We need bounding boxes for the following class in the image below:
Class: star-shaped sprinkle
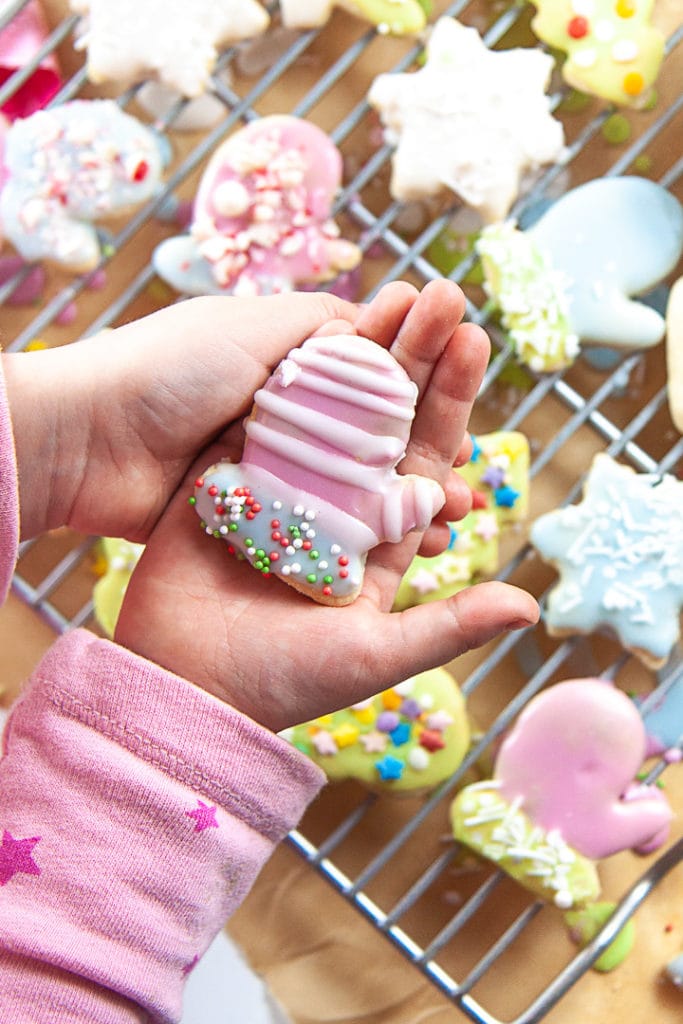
[0,830,41,885]
[311,730,339,756]
[474,512,499,542]
[375,755,405,781]
[494,485,520,509]
[481,465,507,490]
[368,17,564,222]
[406,567,440,594]
[390,722,412,746]
[186,800,219,833]
[426,710,455,733]
[360,730,389,754]
[531,453,683,667]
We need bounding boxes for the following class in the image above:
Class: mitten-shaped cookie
[451,679,672,909]
[153,115,361,297]
[0,99,165,271]
[192,332,445,605]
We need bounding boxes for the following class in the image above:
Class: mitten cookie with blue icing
[0,99,165,272]
[476,177,683,370]
[192,333,445,606]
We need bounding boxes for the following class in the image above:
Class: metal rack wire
[3,1,683,1021]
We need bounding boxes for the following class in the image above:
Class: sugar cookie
[666,277,683,432]
[478,177,683,363]
[367,17,565,223]
[530,453,683,669]
[92,537,144,639]
[394,431,529,610]
[280,0,427,35]
[282,668,469,795]
[153,115,361,298]
[451,679,672,909]
[530,0,665,109]
[0,99,165,272]
[70,0,269,98]
[192,333,445,606]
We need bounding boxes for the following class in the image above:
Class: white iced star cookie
[280,0,427,35]
[367,17,565,223]
[531,453,683,669]
[70,0,269,98]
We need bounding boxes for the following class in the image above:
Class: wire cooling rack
[4,1,683,1021]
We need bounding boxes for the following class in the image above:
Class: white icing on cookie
[192,333,445,605]
[666,277,683,433]
[70,0,269,98]
[0,99,165,271]
[280,0,426,35]
[367,17,565,223]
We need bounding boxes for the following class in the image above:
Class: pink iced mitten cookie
[451,679,672,909]
[153,115,361,297]
[70,0,269,98]
[530,0,665,109]
[280,0,427,35]
[192,333,445,606]
[367,17,565,223]
[531,453,683,669]
[0,99,165,272]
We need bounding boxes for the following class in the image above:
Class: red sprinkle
[322,585,333,596]
[339,569,349,579]
[208,485,218,497]
[338,555,349,566]
[419,730,446,752]
[195,478,204,489]
[471,489,488,510]
[302,540,312,550]
[567,15,589,37]
[271,519,281,528]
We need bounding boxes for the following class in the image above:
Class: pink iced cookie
[451,679,672,909]
[495,679,672,858]
[153,115,362,297]
[192,333,445,606]
[0,0,62,120]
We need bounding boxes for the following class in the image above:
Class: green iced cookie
[450,782,601,909]
[282,668,470,795]
[564,901,635,972]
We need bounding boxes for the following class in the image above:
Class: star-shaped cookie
[280,0,427,35]
[367,16,565,223]
[70,0,270,97]
[531,453,683,668]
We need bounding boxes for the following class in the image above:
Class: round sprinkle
[623,71,645,95]
[602,113,631,144]
[306,573,317,584]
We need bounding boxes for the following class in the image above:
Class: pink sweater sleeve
[0,358,325,1022]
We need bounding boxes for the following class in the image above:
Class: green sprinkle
[309,549,320,560]
[213,530,221,538]
[323,575,334,585]
[188,496,196,506]
[306,573,317,584]
[633,153,652,175]
[229,522,238,532]
[256,548,266,558]
[602,113,631,145]
[245,538,253,547]
[559,89,591,115]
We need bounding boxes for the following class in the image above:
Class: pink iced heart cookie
[451,679,672,909]
[153,115,362,297]
[192,333,445,606]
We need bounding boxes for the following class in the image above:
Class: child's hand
[115,280,539,731]
[3,290,361,541]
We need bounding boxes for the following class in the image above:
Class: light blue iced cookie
[527,177,683,350]
[530,452,683,669]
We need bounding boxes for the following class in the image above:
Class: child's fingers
[353,280,420,348]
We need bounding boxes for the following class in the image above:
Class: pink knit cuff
[0,355,19,604]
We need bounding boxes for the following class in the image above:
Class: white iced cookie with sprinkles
[283,668,470,795]
[192,332,445,606]
[0,99,165,272]
[70,0,269,98]
[367,17,565,223]
[530,452,683,669]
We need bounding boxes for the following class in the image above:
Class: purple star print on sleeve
[0,831,41,885]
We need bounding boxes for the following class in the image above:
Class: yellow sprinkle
[332,723,360,748]
[25,338,48,351]
[623,71,645,95]
[352,705,377,725]
[382,689,403,711]
[615,0,636,17]
[315,714,334,729]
